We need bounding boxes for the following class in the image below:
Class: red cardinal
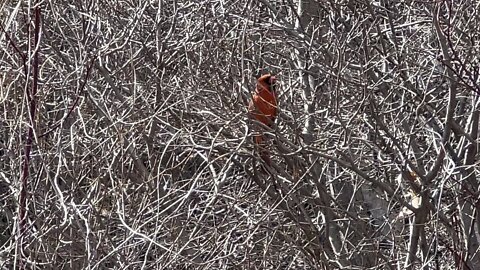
[248,73,277,164]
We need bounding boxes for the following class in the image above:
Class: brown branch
[18,3,41,269]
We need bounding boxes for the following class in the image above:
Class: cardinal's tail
[253,134,271,166]
[253,134,263,145]
[260,148,271,166]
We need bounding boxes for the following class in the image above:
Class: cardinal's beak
[270,76,277,93]
[270,76,277,85]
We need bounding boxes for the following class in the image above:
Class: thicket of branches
[1,0,480,269]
